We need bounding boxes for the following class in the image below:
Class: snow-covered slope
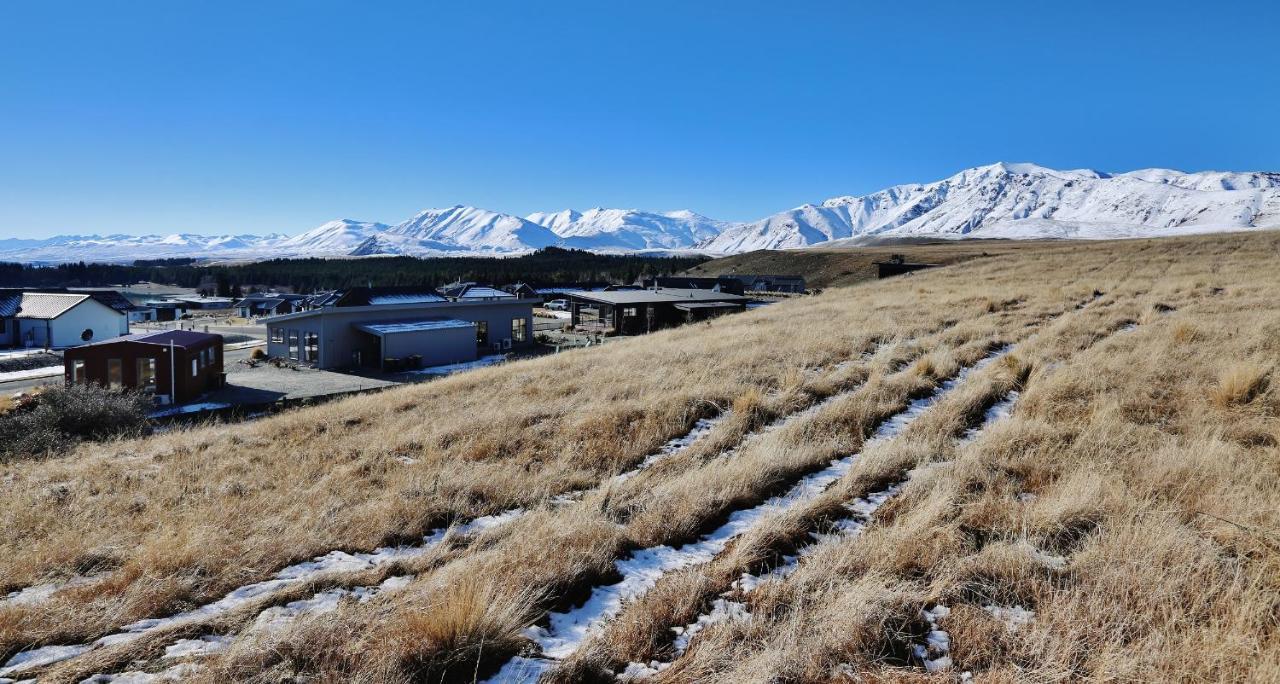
[700,162,1280,252]
[525,208,729,250]
[4,163,1277,263]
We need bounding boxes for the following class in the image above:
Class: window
[204,347,215,367]
[136,358,156,390]
[270,328,284,344]
[287,331,299,360]
[107,359,123,389]
[304,333,319,362]
[71,359,85,384]
[512,317,527,343]
[476,321,488,346]
[622,307,637,317]
[192,358,199,376]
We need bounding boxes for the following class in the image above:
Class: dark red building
[63,330,225,405]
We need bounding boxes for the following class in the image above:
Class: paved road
[0,345,262,397]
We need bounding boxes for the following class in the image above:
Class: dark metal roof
[333,286,448,307]
[0,290,20,318]
[79,329,222,350]
[567,288,750,306]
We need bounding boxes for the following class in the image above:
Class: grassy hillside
[683,240,1045,289]
[2,232,1278,682]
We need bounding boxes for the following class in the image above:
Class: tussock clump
[1210,362,1270,408]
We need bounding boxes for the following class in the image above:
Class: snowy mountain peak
[3,162,1277,263]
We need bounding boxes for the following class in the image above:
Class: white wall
[17,300,127,348]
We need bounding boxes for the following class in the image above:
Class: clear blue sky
[2,1,1277,238]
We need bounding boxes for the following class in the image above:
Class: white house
[14,293,128,349]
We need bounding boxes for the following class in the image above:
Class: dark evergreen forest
[0,248,709,295]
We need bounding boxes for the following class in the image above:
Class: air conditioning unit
[502,338,513,350]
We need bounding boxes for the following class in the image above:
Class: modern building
[234,293,309,319]
[262,286,537,371]
[564,287,750,336]
[64,330,224,404]
[718,274,807,294]
[10,292,128,348]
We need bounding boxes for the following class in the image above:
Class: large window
[270,328,284,344]
[287,331,299,360]
[512,317,527,343]
[136,358,156,391]
[192,358,199,376]
[71,359,85,384]
[304,333,319,362]
[107,359,123,389]
[476,320,488,346]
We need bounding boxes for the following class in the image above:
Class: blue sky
[2,1,1277,238]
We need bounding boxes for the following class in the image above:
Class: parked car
[545,299,569,311]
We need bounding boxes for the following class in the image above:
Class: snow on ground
[79,662,201,683]
[404,354,506,376]
[489,349,1013,681]
[913,604,954,673]
[0,365,62,383]
[161,635,232,660]
[983,604,1036,632]
[0,511,524,677]
[613,415,726,485]
[148,402,232,418]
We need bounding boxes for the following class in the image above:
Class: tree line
[0,247,710,294]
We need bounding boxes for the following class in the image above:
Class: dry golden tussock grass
[3,231,1280,682]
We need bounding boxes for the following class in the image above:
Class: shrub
[0,383,152,462]
[250,347,268,360]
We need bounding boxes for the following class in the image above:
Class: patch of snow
[0,645,91,677]
[983,604,1036,632]
[613,414,726,485]
[403,354,506,376]
[1,511,522,674]
[161,635,232,659]
[0,365,62,382]
[148,402,232,418]
[912,604,953,673]
[80,662,201,683]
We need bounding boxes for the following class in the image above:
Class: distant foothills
[2,162,1278,265]
[0,248,711,295]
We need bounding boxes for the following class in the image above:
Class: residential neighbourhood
[1,276,795,418]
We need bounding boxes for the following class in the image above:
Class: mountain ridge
[3,162,1277,263]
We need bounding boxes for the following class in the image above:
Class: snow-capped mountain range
[4,162,1277,263]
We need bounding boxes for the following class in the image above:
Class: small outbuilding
[63,330,225,404]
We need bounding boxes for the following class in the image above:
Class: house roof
[439,282,514,300]
[14,293,93,319]
[0,290,20,318]
[567,288,750,306]
[333,287,448,307]
[353,318,475,336]
[673,301,744,311]
[79,329,222,350]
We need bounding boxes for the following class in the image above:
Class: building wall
[63,337,223,403]
[0,316,14,347]
[265,300,534,370]
[17,300,127,349]
[378,325,478,367]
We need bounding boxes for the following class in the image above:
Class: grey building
[262,290,537,371]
